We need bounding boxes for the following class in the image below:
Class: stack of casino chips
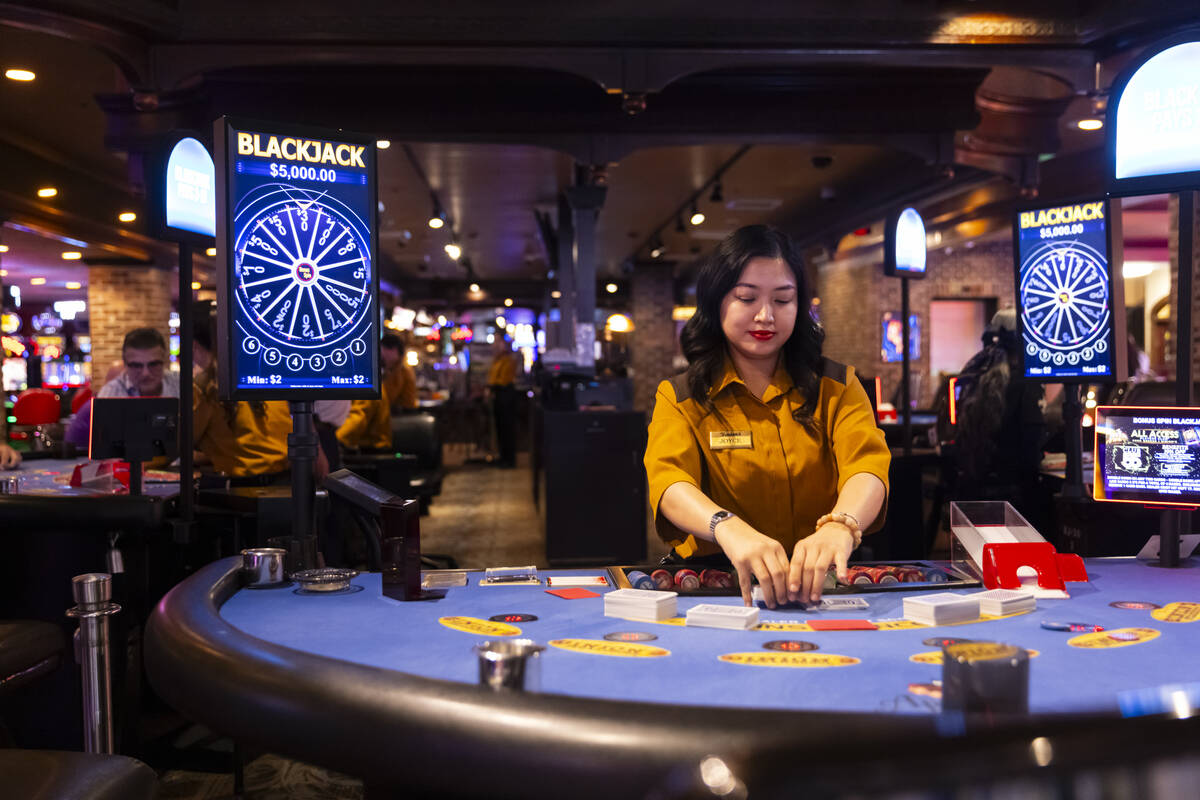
[845,565,947,585]
[604,588,678,621]
[640,568,735,592]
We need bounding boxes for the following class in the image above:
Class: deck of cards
[902,593,980,625]
[603,588,677,621]
[686,603,760,630]
[973,588,1036,616]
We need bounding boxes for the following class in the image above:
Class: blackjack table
[145,555,1200,798]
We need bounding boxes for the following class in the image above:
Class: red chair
[70,387,93,415]
[13,389,60,425]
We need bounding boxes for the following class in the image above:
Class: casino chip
[1107,631,1140,641]
[489,613,538,623]
[604,631,658,642]
[922,636,974,648]
[1110,601,1161,610]
[762,640,818,652]
[1041,621,1104,632]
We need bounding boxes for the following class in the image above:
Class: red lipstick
[749,330,776,341]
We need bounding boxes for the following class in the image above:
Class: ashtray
[291,568,357,593]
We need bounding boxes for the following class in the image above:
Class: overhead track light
[709,181,723,204]
[689,202,705,226]
[444,242,462,260]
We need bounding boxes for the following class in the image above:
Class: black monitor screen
[89,397,179,463]
[1094,405,1200,507]
[216,117,379,400]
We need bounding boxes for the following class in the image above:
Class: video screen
[1014,199,1117,381]
[1094,406,1200,506]
[880,312,920,363]
[218,118,378,399]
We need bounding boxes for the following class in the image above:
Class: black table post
[1177,191,1194,407]
[178,242,195,529]
[288,401,318,567]
[900,276,912,458]
[1060,385,1086,499]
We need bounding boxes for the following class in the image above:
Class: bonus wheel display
[1018,241,1110,369]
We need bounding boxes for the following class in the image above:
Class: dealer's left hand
[788,523,855,604]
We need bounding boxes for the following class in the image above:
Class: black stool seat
[0,750,157,800]
[0,621,65,698]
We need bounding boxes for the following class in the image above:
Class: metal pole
[900,277,912,457]
[288,400,318,567]
[178,242,195,523]
[66,573,120,754]
[1178,191,1194,407]
[1060,384,1086,499]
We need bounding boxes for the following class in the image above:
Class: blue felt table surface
[220,558,1200,715]
[0,458,178,497]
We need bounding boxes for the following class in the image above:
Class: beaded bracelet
[816,511,863,549]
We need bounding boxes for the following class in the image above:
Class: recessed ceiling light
[206,247,217,257]
[5,68,35,82]
[65,281,82,289]
[606,283,618,293]
[551,290,562,299]
[118,211,137,223]
[469,283,481,293]
[30,277,46,285]
[428,215,444,229]
[1077,118,1103,131]
[504,298,513,307]
[37,187,58,198]
[61,251,82,260]
[376,140,391,149]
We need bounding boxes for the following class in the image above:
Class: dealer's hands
[0,443,21,469]
[789,523,855,604]
[714,520,790,609]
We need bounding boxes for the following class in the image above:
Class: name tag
[709,430,752,450]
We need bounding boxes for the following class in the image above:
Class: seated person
[66,327,179,449]
[336,380,395,453]
[381,334,418,412]
[193,363,293,483]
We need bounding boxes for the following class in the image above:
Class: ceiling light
[5,68,35,82]
[61,251,82,260]
[1077,118,1104,131]
[206,247,217,257]
[606,283,618,293]
[191,281,201,290]
[689,203,705,226]
[504,298,513,307]
[376,140,391,149]
[551,290,562,299]
[118,211,137,223]
[649,238,666,259]
[65,281,82,290]
[1123,261,1161,278]
[710,181,723,204]
[496,315,506,327]
[606,313,634,333]
[429,201,446,229]
[0,269,6,277]
[437,315,447,326]
[0,245,8,252]
[444,242,461,260]
[30,277,46,285]
[37,187,58,198]
[469,282,481,293]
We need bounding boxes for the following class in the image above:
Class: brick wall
[1167,191,1200,377]
[87,266,174,381]
[818,239,1016,407]
[631,262,677,413]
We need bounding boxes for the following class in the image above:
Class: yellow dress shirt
[193,373,292,477]
[645,356,891,558]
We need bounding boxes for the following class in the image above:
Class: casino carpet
[158,753,361,799]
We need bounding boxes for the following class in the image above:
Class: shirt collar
[709,353,796,404]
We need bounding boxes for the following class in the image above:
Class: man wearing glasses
[65,328,179,448]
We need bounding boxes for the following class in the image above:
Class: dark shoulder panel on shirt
[819,357,848,386]
[668,373,691,403]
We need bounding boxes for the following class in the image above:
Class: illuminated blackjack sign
[215,118,379,399]
[1012,199,1125,383]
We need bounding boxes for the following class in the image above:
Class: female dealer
[645,225,890,608]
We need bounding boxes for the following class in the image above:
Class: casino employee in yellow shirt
[645,225,890,609]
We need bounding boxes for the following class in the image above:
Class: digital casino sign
[1013,200,1118,382]
[215,118,378,399]
[1094,406,1200,507]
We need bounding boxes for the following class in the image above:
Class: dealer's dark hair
[680,225,824,427]
[121,327,167,356]
[380,333,402,352]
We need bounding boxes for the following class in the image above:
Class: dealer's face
[719,256,798,365]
